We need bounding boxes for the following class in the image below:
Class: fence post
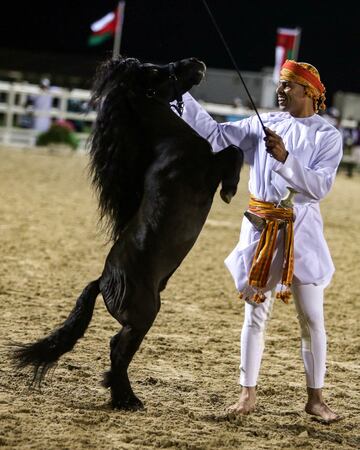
[4,83,15,145]
[59,90,68,120]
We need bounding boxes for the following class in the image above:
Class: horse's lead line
[200,0,267,135]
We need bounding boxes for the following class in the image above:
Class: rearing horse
[13,56,244,410]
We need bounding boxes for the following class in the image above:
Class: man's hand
[263,127,288,163]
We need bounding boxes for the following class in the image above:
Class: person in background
[180,60,342,422]
[32,77,53,133]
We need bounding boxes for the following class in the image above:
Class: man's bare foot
[305,387,341,423]
[305,402,341,423]
[226,386,256,415]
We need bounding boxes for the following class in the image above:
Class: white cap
[40,78,50,87]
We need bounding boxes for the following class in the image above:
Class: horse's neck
[129,96,189,139]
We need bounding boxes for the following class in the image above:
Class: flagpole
[113,1,126,59]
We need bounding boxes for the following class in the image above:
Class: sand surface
[0,147,359,449]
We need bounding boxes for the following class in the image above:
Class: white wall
[334,92,360,121]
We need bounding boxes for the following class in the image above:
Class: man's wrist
[282,151,289,163]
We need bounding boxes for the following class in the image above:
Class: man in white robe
[181,60,342,422]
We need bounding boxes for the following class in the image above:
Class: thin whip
[200,0,267,134]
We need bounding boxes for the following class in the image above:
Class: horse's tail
[12,279,100,385]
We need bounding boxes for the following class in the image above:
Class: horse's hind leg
[104,325,145,410]
[103,291,159,410]
[215,145,244,203]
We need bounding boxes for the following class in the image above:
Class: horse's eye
[142,64,160,77]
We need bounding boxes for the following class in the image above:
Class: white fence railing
[0,81,266,150]
[0,81,96,149]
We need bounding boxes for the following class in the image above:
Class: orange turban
[280,60,326,113]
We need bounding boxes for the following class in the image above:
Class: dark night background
[0,0,358,105]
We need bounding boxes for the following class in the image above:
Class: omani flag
[273,27,301,82]
[88,7,121,46]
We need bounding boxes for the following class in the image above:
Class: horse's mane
[88,56,153,242]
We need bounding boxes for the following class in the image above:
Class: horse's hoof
[111,394,144,411]
[220,190,233,204]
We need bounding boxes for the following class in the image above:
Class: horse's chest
[149,155,206,184]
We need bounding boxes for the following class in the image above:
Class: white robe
[33,91,53,132]
[181,93,343,291]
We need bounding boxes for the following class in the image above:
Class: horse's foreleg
[103,292,160,410]
[215,145,244,203]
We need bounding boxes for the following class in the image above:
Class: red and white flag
[88,2,126,49]
[89,12,117,46]
[273,27,301,82]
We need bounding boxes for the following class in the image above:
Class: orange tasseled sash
[240,196,295,304]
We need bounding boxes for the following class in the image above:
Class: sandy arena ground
[0,146,359,450]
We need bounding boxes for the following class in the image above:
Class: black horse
[13,56,243,410]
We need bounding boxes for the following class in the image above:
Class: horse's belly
[123,202,209,271]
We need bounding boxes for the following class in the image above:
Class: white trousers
[240,283,327,389]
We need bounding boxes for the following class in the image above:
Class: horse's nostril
[197,61,206,73]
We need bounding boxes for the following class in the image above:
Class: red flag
[273,28,301,82]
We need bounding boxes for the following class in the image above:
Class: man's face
[276,80,308,113]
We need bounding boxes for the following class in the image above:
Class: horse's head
[134,58,206,115]
[91,56,205,116]
[137,58,205,98]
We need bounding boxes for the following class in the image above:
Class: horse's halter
[145,62,184,117]
[168,62,184,117]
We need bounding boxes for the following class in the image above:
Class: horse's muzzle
[189,59,206,85]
